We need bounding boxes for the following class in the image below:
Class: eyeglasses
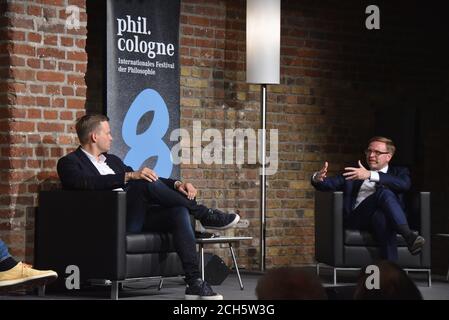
[364,149,390,157]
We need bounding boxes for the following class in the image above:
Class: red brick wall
[0,0,87,261]
[179,0,260,268]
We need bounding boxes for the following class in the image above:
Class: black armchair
[314,191,431,286]
[34,190,184,299]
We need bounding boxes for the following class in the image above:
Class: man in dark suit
[57,114,240,300]
[311,136,425,261]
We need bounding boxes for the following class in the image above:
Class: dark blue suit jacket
[57,146,177,190]
[311,166,411,219]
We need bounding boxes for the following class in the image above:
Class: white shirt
[353,165,388,208]
[80,148,123,191]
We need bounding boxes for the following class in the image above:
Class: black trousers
[124,179,211,284]
[345,188,409,261]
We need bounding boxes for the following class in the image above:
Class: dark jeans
[125,179,211,232]
[125,179,209,284]
[144,206,200,284]
[0,239,11,263]
[345,188,409,261]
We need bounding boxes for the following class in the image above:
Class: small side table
[196,236,252,290]
[435,233,449,281]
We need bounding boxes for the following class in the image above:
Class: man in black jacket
[57,114,240,300]
[311,136,425,261]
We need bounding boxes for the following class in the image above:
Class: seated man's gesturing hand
[343,160,370,181]
[314,161,328,182]
[176,182,197,200]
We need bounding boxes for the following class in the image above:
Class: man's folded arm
[57,157,126,190]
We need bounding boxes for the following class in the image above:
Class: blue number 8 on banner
[122,89,173,177]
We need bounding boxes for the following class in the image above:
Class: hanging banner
[106,0,180,179]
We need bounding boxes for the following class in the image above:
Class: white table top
[435,233,449,238]
[195,236,253,243]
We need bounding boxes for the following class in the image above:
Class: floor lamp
[246,0,280,272]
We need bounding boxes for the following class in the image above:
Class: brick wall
[1,0,448,273]
[0,0,87,261]
[179,1,259,268]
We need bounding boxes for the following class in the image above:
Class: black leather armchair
[314,191,431,286]
[34,190,184,299]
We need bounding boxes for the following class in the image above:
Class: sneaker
[200,209,240,230]
[185,279,223,300]
[407,234,425,255]
[0,262,58,290]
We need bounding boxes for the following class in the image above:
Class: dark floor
[1,266,448,300]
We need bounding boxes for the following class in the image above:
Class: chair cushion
[344,229,413,246]
[126,232,177,253]
[126,252,184,278]
[344,246,423,267]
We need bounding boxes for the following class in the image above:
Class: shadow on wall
[9,141,63,263]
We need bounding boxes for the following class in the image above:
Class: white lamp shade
[246,0,280,84]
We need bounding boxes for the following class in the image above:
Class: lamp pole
[246,0,280,272]
[260,84,267,272]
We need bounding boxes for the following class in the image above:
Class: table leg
[229,243,244,290]
[158,278,163,290]
[200,244,205,281]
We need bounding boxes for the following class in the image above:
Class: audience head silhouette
[353,260,422,300]
[256,267,327,300]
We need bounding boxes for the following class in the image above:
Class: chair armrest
[315,191,344,266]
[35,190,127,283]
